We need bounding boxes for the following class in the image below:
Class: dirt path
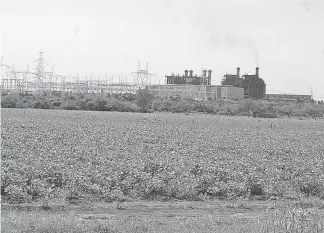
[64,200,275,221]
[3,200,323,233]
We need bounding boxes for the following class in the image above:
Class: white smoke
[247,39,259,67]
[215,34,260,66]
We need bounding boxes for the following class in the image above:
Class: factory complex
[149,67,312,102]
[149,68,259,101]
[1,53,313,102]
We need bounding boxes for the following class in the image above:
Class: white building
[148,84,244,100]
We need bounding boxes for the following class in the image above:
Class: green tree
[1,94,18,108]
[136,86,153,113]
[279,104,296,118]
[244,100,254,117]
[95,97,109,111]
[251,101,266,113]
[307,106,323,120]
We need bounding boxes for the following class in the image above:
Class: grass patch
[2,201,324,233]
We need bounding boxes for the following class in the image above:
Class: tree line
[1,89,324,119]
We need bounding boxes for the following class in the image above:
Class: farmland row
[1,109,324,203]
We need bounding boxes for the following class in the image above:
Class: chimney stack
[237,67,240,78]
[256,67,259,78]
[208,70,212,78]
[189,70,193,77]
[203,70,207,77]
[185,70,188,77]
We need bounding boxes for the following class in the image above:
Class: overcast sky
[1,0,324,99]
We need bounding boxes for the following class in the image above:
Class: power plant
[222,67,266,99]
[149,69,243,100]
[150,67,265,100]
[0,53,312,101]
[166,70,211,85]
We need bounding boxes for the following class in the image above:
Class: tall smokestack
[203,70,207,77]
[208,70,212,78]
[189,70,193,77]
[185,70,188,77]
[256,67,259,78]
[237,67,240,78]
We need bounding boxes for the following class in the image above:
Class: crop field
[1,108,324,203]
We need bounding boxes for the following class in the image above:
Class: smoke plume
[220,34,260,66]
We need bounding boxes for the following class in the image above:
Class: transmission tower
[198,69,207,100]
[135,61,151,89]
[34,52,45,91]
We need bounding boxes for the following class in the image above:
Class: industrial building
[166,70,211,85]
[3,52,315,103]
[147,70,244,100]
[266,94,312,102]
[0,52,259,101]
[222,67,266,99]
[148,84,243,100]
[219,85,244,100]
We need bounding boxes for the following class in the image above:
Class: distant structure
[222,67,266,99]
[135,61,151,89]
[3,53,277,102]
[148,84,244,101]
[166,70,211,85]
[0,53,150,95]
[222,67,241,86]
[147,69,244,100]
[266,94,312,102]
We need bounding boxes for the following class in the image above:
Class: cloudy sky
[1,0,324,99]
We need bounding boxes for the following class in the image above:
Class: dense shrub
[33,100,52,109]
[94,98,109,111]
[16,98,33,108]
[297,179,323,198]
[116,93,136,101]
[52,101,61,107]
[136,86,154,113]
[278,104,296,118]
[61,102,79,110]
[1,92,323,118]
[1,95,18,108]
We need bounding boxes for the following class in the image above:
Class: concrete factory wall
[148,85,244,100]
[220,86,244,100]
[266,94,312,102]
[149,85,202,99]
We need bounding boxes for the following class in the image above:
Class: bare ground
[2,199,324,232]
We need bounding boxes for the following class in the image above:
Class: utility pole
[76,73,79,93]
[134,61,150,89]
[97,77,100,94]
[105,73,108,94]
[51,65,54,91]
[34,52,45,92]
[24,64,29,93]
